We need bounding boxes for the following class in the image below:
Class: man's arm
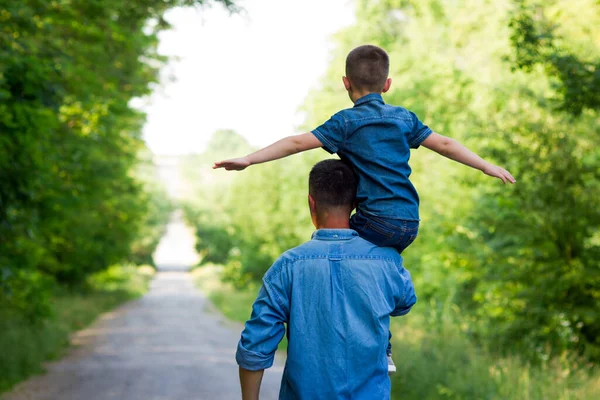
[213,132,323,171]
[421,132,516,184]
[235,272,288,398]
[239,367,264,400]
[391,266,417,317]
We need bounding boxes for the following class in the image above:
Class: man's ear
[308,194,319,229]
[382,78,392,93]
[308,194,317,213]
[342,76,351,91]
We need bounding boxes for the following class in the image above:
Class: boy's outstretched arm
[421,132,516,184]
[213,132,323,171]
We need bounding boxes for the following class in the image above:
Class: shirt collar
[311,229,359,241]
[353,93,384,107]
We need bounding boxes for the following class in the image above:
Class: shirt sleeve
[391,265,417,317]
[236,263,289,371]
[407,111,433,149]
[311,112,347,154]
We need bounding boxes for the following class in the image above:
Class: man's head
[343,45,392,101]
[308,159,357,229]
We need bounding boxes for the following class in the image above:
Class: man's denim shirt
[236,229,417,400]
[312,94,432,221]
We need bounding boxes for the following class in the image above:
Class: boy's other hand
[213,157,251,171]
[483,164,516,184]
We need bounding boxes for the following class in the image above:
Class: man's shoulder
[275,235,401,265]
[262,235,407,293]
[262,240,328,282]
[344,236,402,261]
[276,239,329,263]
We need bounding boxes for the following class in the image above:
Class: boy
[214,45,515,372]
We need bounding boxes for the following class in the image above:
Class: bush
[391,301,600,400]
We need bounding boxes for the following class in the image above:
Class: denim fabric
[312,93,432,221]
[236,229,417,400]
[350,209,420,254]
[350,210,419,356]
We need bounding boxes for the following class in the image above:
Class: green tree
[0,0,234,317]
[179,0,600,362]
[455,0,600,359]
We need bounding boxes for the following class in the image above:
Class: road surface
[3,213,283,400]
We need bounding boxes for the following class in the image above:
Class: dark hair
[309,159,357,209]
[345,45,390,92]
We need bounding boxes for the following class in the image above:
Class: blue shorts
[350,209,419,254]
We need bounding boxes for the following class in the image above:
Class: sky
[139,0,355,155]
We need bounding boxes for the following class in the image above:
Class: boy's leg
[351,210,418,375]
[350,210,393,248]
[350,210,419,253]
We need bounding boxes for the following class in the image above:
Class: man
[236,159,417,399]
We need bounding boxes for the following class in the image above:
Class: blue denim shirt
[312,94,432,221]
[236,229,417,399]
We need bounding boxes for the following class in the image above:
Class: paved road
[3,214,283,400]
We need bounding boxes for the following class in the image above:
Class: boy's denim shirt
[312,93,432,221]
[236,229,417,400]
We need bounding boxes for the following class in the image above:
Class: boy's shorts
[350,209,419,254]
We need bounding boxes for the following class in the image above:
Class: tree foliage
[0,0,231,319]
[509,0,600,114]
[186,0,600,362]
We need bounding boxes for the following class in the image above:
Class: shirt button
[334,234,338,238]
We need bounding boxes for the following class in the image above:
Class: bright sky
[140,0,355,155]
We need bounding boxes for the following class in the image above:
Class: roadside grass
[0,265,154,394]
[390,302,600,400]
[193,264,600,399]
[193,264,257,322]
[193,264,288,350]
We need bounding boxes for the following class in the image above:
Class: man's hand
[482,164,516,184]
[213,157,251,171]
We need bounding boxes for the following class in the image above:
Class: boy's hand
[483,164,516,184]
[421,132,516,184]
[213,157,251,171]
[212,133,322,171]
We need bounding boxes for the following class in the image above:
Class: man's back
[237,229,416,399]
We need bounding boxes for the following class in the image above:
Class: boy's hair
[345,45,390,92]
[309,159,357,209]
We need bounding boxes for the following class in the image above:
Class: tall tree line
[0,0,233,320]
[187,0,600,361]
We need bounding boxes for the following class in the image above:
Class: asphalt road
[3,214,283,400]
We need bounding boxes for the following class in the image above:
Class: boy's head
[343,45,391,100]
[308,159,357,228]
